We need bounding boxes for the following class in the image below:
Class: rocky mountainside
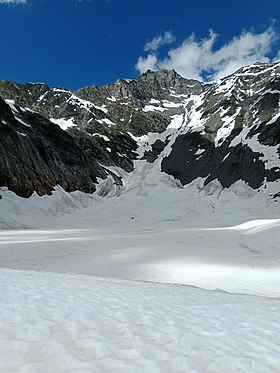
[0,62,280,198]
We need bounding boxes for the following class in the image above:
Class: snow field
[1,160,280,371]
[1,268,280,373]
[1,223,280,298]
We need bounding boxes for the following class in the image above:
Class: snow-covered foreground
[1,164,280,371]
[1,268,280,373]
[1,222,280,297]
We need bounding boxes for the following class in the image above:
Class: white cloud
[135,54,158,74]
[144,31,175,52]
[136,27,279,81]
[273,50,280,62]
[0,0,27,3]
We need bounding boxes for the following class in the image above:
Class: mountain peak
[0,62,280,198]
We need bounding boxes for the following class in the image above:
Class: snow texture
[51,117,76,130]
[1,268,280,373]
[1,159,280,371]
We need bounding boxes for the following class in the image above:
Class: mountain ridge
[0,62,280,198]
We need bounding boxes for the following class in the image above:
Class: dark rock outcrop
[0,97,103,197]
[0,62,280,197]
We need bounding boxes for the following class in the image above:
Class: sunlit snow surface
[1,163,280,371]
[1,269,280,373]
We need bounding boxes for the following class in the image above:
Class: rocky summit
[0,62,280,198]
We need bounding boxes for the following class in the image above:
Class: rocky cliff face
[0,62,280,198]
[0,97,107,197]
[161,63,280,190]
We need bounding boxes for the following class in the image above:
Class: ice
[230,125,280,169]
[16,131,27,137]
[167,114,184,129]
[1,161,280,297]
[1,152,280,371]
[267,111,280,125]
[97,118,116,125]
[51,117,76,130]
[143,104,166,112]
[214,107,241,146]
[51,89,108,115]
[162,100,182,108]
[92,133,110,141]
[182,94,206,133]
[107,96,117,102]
[5,99,18,112]
[222,218,280,232]
[214,77,236,93]
[38,92,47,102]
[14,116,31,127]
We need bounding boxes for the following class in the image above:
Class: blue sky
[0,0,280,90]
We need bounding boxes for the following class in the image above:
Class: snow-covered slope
[1,160,280,297]
[1,64,280,372]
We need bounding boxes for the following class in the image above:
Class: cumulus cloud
[136,27,279,81]
[0,0,27,3]
[136,54,158,73]
[144,31,175,52]
[273,49,280,62]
